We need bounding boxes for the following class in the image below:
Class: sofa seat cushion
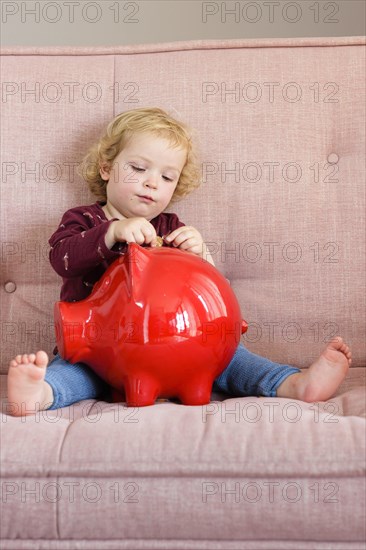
[1,388,365,548]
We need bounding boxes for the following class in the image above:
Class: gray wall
[1,0,365,47]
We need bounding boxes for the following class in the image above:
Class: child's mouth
[137,195,155,203]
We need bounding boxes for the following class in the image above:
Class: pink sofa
[1,37,365,549]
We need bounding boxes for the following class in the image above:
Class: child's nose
[144,174,158,188]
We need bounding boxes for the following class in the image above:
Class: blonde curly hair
[79,107,201,203]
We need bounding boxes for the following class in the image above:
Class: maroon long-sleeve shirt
[49,201,185,302]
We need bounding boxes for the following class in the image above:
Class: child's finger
[165,228,194,247]
[142,224,157,244]
[176,237,200,251]
[164,227,186,244]
[129,229,145,244]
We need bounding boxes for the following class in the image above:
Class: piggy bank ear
[87,244,151,301]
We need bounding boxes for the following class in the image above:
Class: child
[7,107,352,416]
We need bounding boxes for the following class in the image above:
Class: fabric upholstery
[0,37,365,549]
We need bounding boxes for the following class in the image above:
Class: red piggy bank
[54,243,248,407]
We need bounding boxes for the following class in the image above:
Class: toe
[15,355,22,363]
[35,350,49,368]
[21,354,29,363]
[330,336,342,349]
[29,353,36,363]
[9,359,18,368]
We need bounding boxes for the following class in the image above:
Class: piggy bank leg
[124,374,160,407]
[110,388,126,403]
[178,377,214,406]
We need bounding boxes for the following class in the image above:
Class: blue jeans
[44,343,300,410]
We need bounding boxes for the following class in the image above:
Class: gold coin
[155,236,164,247]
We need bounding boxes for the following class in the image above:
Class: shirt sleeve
[49,208,122,278]
[160,213,185,247]
[166,212,186,233]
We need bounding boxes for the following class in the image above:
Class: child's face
[100,132,187,221]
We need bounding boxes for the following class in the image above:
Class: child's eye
[162,176,173,182]
[131,165,144,172]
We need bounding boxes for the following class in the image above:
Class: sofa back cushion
[1,38,365,373]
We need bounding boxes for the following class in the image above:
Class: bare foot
[7,351,54,416]
[276,336,352,402]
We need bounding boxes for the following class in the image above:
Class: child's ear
[99,162,110,181]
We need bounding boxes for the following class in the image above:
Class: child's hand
[165,226,206,257]
[164,225,204,257]
[165,227,216,266]
[111,217,158,246]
